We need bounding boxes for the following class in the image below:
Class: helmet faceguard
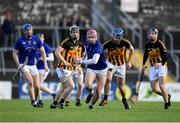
[23,23,33,39]
[112,28,124,39]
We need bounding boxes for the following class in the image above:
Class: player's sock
[76,99,82,106]
[164,102,169,109]
[122,98,130,110]
[167,94,171,107]
[51,93,56,100]
[104,95,108,100]
[85,94,93,104]
[99,95,108,106]
[156,91,163,96]
[86,87,93,94]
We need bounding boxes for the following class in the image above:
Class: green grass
[0,99,180,122]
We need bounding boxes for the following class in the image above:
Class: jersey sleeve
[36,37,43,49]
[159,40,168,65]
[14,39,21,51]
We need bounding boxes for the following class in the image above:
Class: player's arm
[12,49,21,68]
[79,53,100,65]
[126,44,134,69]
[55,46,71,67]
[159,42,168,65]
[142,48,148,69]
[46,53,54,61]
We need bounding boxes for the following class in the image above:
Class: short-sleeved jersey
[103,38,131,66]
[36,43,52,70]
[57,37,85,70]
[14,35,43,65]
[84,40,107,70]
[144,39,167,66]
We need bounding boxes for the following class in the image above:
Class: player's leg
[159,76,169,109]
[30,66,40,103]
[37,73,44,107]
[74,71,84,106]
[118,77,130,109]
[23,66,36,107]
[89,70,107,109]
[99,69,113,106]
[50,82,65,109]
[150,79,163,95]
[58,77,75,109]
[65,94,71,106]
[85,68,96,104]
[39,70,56,99]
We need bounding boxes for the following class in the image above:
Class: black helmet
[69,25,79,33]
[147,27,158,34]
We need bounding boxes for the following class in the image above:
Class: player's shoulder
[60,37,70,45]
[144,41,151,47]
[157,39,166,48]
[121,38,131,44]
[103,39,112,46]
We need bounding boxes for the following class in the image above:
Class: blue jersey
[14,35,43,65]
[84,40,107,70]
[36,43,52,70]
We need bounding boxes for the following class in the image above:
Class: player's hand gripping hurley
[12,57,28,81]
[130,66,147,104]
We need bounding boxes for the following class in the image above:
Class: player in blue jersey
[36,33,56,107]
[74,29,108,109]
[12,23,48,107]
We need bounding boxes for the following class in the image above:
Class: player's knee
[69,84,75,91]
[106,78,112,83]
[85,83,92,89]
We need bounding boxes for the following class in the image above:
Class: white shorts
[38,69,50,80]
[107,61,126,78]
[23,65,39,76]
[56,68,83,83]
[149,66,167,81]
[86,68,108,76]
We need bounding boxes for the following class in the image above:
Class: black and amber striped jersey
[103,38,132,66]
[57,37,85,70]
[143,39,168,66]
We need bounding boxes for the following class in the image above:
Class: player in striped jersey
[50,26,85,109]
[142,27,171,109]
[99,28,134,109]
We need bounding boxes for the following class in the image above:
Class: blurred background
[0,0,180,102]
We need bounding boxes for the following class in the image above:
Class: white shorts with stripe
[106,61,126,78]
[149,66,167,81]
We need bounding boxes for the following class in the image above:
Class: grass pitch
[0,99,179,122]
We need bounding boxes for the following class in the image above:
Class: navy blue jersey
[36,43,52,70]
[84,40,107,70]
[14,35,43,65]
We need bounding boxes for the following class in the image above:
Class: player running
[12,23,48,107]
[142,27,171,109]
[36,33,56,107]
[99,28,134,110]
[74,29,108,109]
[50,26,85,109]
